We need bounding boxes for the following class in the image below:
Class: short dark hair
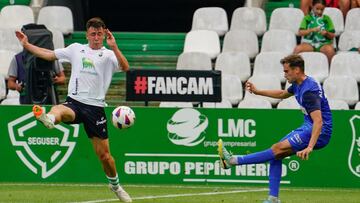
[280,54,305,72]
[86,17,106,30]
[312,0,326,6]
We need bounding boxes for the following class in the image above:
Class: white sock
[47,114,56,124]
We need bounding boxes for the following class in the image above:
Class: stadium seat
[329,52,360,82]
[0,75,6,100]
[345,8,360,31]
[0,28,23,52]
[355,101,360,110]
[252,52,287,83]
[222,74,243,106]
[191,7,228,36]
[0,50,16,77]
[338,31,360,52]
[244,75,282,105]
[277,97,300,109]
[37,6,74,35]
[176,52,212,70]
[299,52,329,83]
[238,97,272,109]
[269,8,304,35]
[0,5,34,29]
[323,76,359,106]
[183,30,220,59]
[215,52,251,82]
[202,99,232,108]
[261,29,297,55]
[159,102,193,108]
[1,89,20,105]
[230,7,266,36]
[324,7,344,36]
[222,30,259,59]
[327,99,349,110]
[49,28,65,49]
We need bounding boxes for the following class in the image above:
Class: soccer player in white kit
[15,17,132,202]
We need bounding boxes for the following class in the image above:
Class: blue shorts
[281,124,331,152]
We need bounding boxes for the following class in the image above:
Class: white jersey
[55,43,121,107]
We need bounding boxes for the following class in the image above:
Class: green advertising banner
[0,106,359,188]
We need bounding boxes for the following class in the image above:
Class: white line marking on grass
[124,153,218,157]
[183,178,291,184]
[69,188,268,203]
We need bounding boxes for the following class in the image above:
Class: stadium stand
[0,0,31,11]
[0,50,16,77]
[277,97,301,109]
[222,29,259,59]
[0,28,25,52]
[355,102,360,110]
[176,52,212,70]
[324,7,344,36]
[238,97,272,109]
[183,30,220,59]
[299,52,329,83]
[269,7,304,35]
[323,76,359,106]
[49,28,65,49]
[230,7,267,36]
[0,5,34,29]
[261,29,297,54]
[252,52,287,83]
[214,52,251,83]
[0,75,6,100]
[37,6,74,35]
[191,7,228,36]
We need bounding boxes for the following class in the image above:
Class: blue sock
[237,149,275,164]
[269,159,282,197]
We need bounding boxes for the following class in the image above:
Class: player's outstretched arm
[245,81,292,99]
[15,31,57,61]
[105,29,129,72]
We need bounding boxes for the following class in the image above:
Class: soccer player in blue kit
[218,54,332,203]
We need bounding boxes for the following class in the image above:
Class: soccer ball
[112,106,136,129]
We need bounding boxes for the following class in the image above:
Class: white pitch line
[124,153,218,157]
[69,188,268,203]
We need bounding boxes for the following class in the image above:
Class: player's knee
[99,152,112,162]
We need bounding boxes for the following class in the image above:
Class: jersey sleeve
[302,91,321,114]
[7,57,18,77]
[324,15,335,33]
[54,43,77,61]
[109,52,121,73]
[299,15,310,30]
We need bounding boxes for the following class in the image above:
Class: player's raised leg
[32,104,76,129]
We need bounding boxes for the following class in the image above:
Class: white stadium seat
[183,30,220,59]
[0,5,34,29]
[159,102,193,108]
[37,6,74,35]
[299,52,329,83]
[0,29,23,52]
[0,75,6,100]
[354,102,360,110]
[277,97,300,109]
[329,52,360,82]
[203,99,232,108]
[323,76,359,106]
[215,52,251,82]
[324,7,344,36]
[244,75,282,105]
[176,52,212,70]
[49,28,65,49]
[230,7,267,36]
[222,74,243,106]
[269,8,304,35]
[261,29,297,55]
[191,7,228,36]
[345,8,360,31]
[338,31,360,52]
[327,99,349,110]
[252,52,287,83]
[0,50,16,78]
[238,97,272,109]
[222,30,259,59]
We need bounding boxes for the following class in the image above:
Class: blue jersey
[287,76,332,136]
